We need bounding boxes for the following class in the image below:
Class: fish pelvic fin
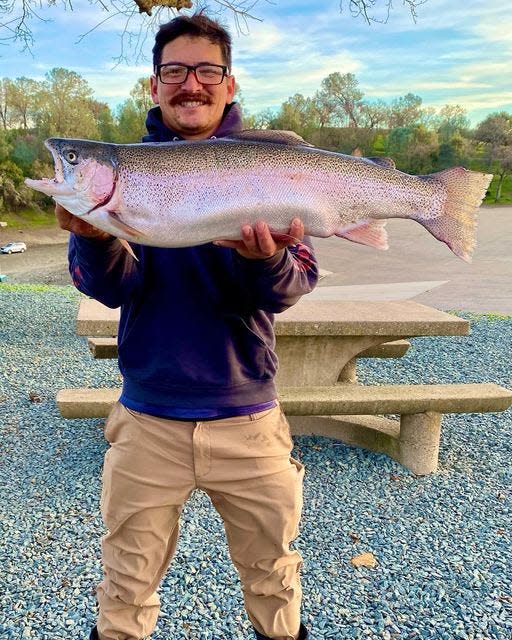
[418,168,493,262]
[336,219,389,250]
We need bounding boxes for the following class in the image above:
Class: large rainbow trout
[25,132,492,261]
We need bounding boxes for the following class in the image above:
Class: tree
[35,68,99,138]
[493,146,512,203]
[359,99,388,129]
[269,94,318,138]
[436,104,470,142]
[386,124,438,174]
[5,76,41,130]
[321,72,364,128]
[474,112,512,201]
[311,90,336,128]
[114,77,152,142]
[474,112,512,158]
[387,93,423,128]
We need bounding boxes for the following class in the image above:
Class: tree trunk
[494,173,504,203]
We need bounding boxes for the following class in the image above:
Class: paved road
[311,206,512,314]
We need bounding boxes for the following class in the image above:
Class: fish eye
[65,150,79,164]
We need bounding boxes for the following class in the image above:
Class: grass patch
[0,282,81,298]
[483,174,512,205]
[0,208,56,229]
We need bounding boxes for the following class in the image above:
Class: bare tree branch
[1,0,427,61]
[341,0,427,24]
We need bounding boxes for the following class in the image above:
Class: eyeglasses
[155,63,228,85]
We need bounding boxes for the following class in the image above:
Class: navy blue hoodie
[68,103,319,418]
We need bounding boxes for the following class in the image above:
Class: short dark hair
[152,13,232,71]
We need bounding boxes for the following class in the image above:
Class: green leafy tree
[387,93,423,128]
[6,76,41,129]
[474,112,512,201]
[114,77,152,142]
[90,100,117,141]
[35,67,99,138]
[310,89,336,128]
[269,94,317,138]
[492,146,512,202]
[386,124,438,174]
[474,112,512,160]
[436,104,470,142]
[359,99,388,129]
[320,72,364,127]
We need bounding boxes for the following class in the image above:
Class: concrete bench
[56,382,512,475]
[86,336,412,361]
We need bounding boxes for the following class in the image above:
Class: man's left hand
[214,218,304,260]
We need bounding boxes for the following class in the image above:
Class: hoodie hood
[143,102,243,142]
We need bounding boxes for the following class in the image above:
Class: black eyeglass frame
[155,63,229,85]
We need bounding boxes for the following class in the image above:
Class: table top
[76,297,469,338]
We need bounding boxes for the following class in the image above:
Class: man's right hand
[55,204,112,241]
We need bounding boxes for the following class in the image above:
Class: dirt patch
[0,223,72,285]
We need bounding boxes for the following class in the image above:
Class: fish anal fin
[336,219,389,250]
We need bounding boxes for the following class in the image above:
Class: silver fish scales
[25,132,493,261]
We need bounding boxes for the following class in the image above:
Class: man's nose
[181,69,203,90]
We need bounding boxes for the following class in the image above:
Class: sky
[1,0,511,126]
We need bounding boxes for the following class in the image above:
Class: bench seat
[56,382,512,475]
[86,337,412,360]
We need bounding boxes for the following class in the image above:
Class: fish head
[25,138,117,216]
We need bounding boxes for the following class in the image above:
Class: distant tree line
[1,67,511,213]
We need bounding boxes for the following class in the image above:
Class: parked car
[0,242,27,254]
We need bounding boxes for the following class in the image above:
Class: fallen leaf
[349,532,360,544]
[351,552,377,568]
[29,391,42,403]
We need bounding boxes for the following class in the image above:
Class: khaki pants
[97,402,305,640]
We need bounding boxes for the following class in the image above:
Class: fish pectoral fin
[118,238,139,262]
[105,213,146,239]
[336,219,389,250]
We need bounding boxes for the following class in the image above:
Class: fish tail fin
[417,167,493,262]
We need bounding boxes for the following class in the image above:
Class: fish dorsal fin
[365,156,396,169]
[229,129,313,146]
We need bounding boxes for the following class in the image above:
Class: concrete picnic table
[66,298,512,475]
[76,297,469,387]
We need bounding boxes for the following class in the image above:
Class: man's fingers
[289,217,305,242]
[253,221,277,257]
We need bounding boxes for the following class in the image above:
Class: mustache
[170,93,212,106]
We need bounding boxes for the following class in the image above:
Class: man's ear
[150,75,160,105]
[226,74,236,104]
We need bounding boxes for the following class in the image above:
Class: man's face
[150,35,235,140]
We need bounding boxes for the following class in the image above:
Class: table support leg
[338,358,357,383]
[398,411,442,475]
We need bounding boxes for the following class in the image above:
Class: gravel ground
[0,285,511,639]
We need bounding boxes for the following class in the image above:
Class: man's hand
[214,218,305,260]
[55,204,112,241]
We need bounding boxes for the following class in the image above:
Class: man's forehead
[160,36,224,62]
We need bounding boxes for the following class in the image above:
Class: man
[57,13,317,640]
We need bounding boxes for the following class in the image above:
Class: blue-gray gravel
[0,285,511,640]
